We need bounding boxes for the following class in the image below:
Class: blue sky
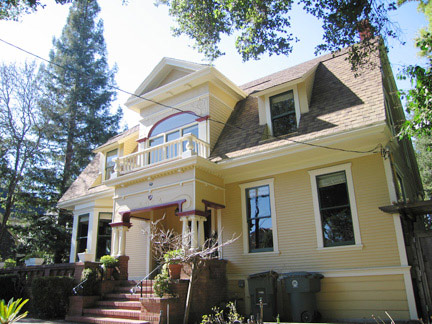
[0,0,427,128]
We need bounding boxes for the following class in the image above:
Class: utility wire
[0,37,385,156]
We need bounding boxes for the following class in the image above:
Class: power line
[0,37,385,156]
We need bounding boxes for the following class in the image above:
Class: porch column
[198,216,206,248]
[190,216,198,250]
[112,227,119,257]
[118,226,128,256]
[181,217,190,248]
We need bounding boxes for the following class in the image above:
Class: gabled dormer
[246,62,318,137]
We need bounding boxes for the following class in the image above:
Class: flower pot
[168,263,182,279]
[25,258,44,266]
[78,252,94,262]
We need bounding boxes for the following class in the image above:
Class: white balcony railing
[113,134,210,176]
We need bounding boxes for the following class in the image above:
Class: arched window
[148,112,199,148]
[148,112,200,163]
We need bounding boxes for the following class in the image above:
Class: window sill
[316,244,363,252]
[243,250,280,256]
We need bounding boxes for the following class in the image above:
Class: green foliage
[0,275,24,302]
[153,267,172,297]
[201,301,244,324]
[0,0,72,21]
[415,135,432,199]
[163,249,184,264]
[79,268,100,296]
[0,298,28,324]
[31,277,74,319]
[100,255,118,268]
[3,260,15,269]
[157,0,397,69]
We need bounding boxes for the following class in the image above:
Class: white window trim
[308,163,362,250]
[147,121,199,148]
[264,85,301,136]
[239,178,279,255]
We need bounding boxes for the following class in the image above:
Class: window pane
[96,215,112,260]
[270,91,295,117]
[272,114,297,137]
[105,149,118,180]
[150,113,197,136]
[166,130,180,142]
[76,214,89,259]
[149,136,163,147]
[316,171,355,247]
[321,207,354,247]
[248,217,274,252]
[182,124,198,137]
[245,185,273,252]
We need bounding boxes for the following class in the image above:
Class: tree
[156,0,398,69]
[39,0,122,262]
[399,0,432,139]
[0,0,72,21]
[415,136,432,199]
[0,61,45,248]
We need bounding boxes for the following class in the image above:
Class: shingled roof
[210,49,386,161]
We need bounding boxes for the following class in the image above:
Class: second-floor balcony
[112,134,210,177]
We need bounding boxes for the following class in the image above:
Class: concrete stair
[66,281,161,324]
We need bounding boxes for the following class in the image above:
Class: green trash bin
[282,272,323,323]
[247,271,278,322]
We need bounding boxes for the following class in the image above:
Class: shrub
[0,275,25,302]
[153,267,172,297]
[100,255,118,268]
[3,259,16,269]
[31,277,74,319]
[0,298,29,324]
[80,268,100,296]
[201,302,244,324]
[163,249,184,265]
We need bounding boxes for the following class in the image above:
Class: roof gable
[127,57,208,102]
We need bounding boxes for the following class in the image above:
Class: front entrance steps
[66,280,161,324]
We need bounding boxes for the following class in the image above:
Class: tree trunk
[0,178,18,247]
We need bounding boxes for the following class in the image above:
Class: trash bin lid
[281,271,323,279]
[248,270,279,279]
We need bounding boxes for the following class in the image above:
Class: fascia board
[126,67,247,112]
[57,188,115,210]
[250,63,319,97]
[217,122,388,170]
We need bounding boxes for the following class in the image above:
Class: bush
[100,255,118,268]
[4,259,16,269]
[153,266,172,298]
[80,268,100,296]
[0,275,25,302]
[31,277,74,319]
[201,302,244,324]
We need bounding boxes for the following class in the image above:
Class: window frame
[240,178,279,255]
[96,212,112,260]
[76,213,90,261]
[105,149,118,180]
[309,163,362,250]
[269,90,297,137]
[260,84,301,136]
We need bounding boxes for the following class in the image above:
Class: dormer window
[270,90,296,136]
[105,149,118,180]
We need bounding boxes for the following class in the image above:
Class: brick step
[84,308,141,320]
[104,293,142,301]
[96,300,141,310]
[66,315,149,324]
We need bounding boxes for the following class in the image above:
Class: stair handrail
[130,263,163,296]
[72,265,104,295]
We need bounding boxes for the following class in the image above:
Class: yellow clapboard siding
[317,290,407,301]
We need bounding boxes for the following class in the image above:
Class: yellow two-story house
[58,47,423,322]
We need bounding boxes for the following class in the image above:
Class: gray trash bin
[282,272,323,323]
[248,271,278,322]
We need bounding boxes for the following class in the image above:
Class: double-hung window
[240,179,278,254]
[270,90,296,136]
[309,164,362,249]
[76,214,89,260]
[96,213,112,260]
[105,149,118,180]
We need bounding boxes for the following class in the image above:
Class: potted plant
[24,251,45,266]
[163,249,184,279]
[77,249,94,262]
[100,255,118,280]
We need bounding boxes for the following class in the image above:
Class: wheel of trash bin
[301,310,313,323]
